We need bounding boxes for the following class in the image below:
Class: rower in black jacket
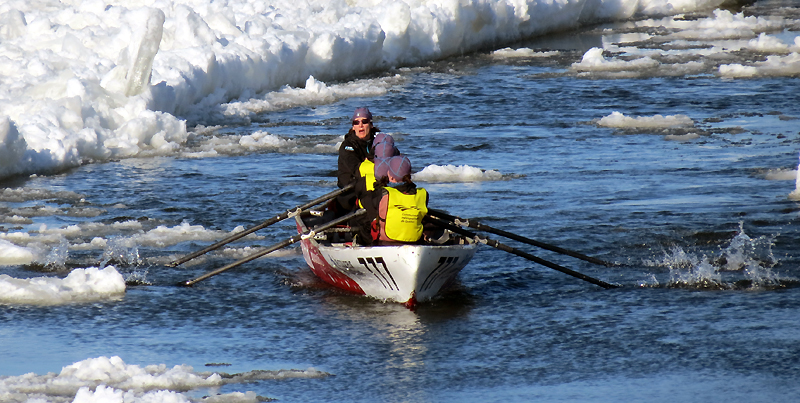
[335,107,378,214]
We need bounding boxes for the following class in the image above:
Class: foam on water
[641,224,788,289]
[572,47,662,73]
[593,111,702,139]
[790,151,800,200]
[0,238,34,265]
[720,51,800,77]
[0,356,329,403]
[0,187,86,203]
[413,164,504,183]
[0,0,732,180]
[0,216,265,267]
[518,9,800,80]
[180,129,339,159]
[219,75,405,124]
[212,245,299,261]
[0,266,125,305]
[597,111,695,129]
[765,168,796,181]
[491,48,560,58]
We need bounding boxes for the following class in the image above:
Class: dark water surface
[3,5,800,402]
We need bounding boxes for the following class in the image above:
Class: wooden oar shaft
[168,184,354,267]
[428,209,615,267]
[179,209,364,287]
[482,238,618,289]
[182,237,296,286]
[425,216,619,290]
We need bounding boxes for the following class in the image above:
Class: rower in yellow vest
[373,155,429,244]
[356,136,398,207]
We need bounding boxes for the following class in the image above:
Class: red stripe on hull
[301,238,365,295]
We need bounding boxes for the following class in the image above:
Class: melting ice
[3,1,800,400]
[0,355,329,403]
[0,0,758,180]
[0,266,125,305]
[414,164,504,183]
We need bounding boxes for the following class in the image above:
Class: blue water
[3,4,800,402]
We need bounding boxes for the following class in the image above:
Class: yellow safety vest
[359,159,376,191]
[382,187,428,242]
[356,159,375,209]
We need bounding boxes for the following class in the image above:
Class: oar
[167,184,354,267]
[424,215,619,289]
[428,209,616,267]
[178,209,365,287]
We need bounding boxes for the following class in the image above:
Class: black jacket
[337,128,376,189]
[335,128,377,213]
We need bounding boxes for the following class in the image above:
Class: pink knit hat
[374,138,397,159]
[374,158,391,180]
[352,107,372,122]
[373,132,389,144]
[387,155,411,181]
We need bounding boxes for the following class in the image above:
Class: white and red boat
[295,212,478,308]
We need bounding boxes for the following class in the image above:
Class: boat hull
[296,216,478,307]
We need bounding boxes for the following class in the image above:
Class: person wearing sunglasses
[334,107,380,215]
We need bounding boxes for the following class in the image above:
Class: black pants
[334,189,357,217]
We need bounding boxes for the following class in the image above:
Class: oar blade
[424,215,619,289]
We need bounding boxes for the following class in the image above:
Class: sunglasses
[353,119,371,125]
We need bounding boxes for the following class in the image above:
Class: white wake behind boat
[295,212,478,308]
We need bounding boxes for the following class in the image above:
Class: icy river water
[2,1,800,402]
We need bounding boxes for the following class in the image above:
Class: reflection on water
[307,286,475,395]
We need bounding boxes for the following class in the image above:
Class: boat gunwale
[295,213,479,252]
